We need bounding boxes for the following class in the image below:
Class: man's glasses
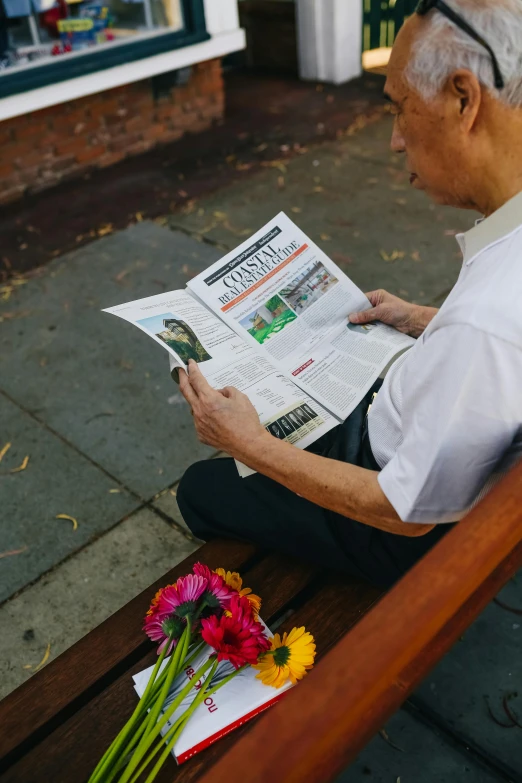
[416,0,505,90]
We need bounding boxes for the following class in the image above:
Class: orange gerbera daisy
[214,567,261,616]
[254,627,316,688]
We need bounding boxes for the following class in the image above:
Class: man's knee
[177,461,211,540]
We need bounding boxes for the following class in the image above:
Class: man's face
[385,16,476,208]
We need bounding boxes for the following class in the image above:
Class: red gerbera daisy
[200,594,270,669]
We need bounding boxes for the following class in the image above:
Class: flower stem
[88,630,175,782]
[143,659,220,783]
[117,635,209,783]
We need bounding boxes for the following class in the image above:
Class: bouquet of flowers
[88,563,316,783]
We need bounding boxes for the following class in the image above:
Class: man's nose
[390,118,406,153]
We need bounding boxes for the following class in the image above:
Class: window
[0,0,208,97]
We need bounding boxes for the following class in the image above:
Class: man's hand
[349,289,438,339]
[179,360,269,459]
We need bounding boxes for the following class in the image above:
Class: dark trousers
[177,383,453,588]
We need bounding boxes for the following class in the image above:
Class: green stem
[88,631,175,783]
[117,634,207,783]
[125,711,188,783]
[143,659,220,783]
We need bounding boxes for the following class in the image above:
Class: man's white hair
[405,0,522,107]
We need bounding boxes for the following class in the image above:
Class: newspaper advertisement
[188,212,414,420]
[104,289,340,477]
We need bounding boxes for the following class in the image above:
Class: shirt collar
[456,189,522,265]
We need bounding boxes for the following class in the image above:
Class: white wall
[202,0,240,36]
[296,0,363,84]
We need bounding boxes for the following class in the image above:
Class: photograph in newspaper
[278,261,339,314]
[187,212,414,421]
[137,312,212,364]
[238,295,297,345]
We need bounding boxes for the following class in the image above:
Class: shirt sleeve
[378,324,521,524]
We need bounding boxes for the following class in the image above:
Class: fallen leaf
[19,243,28,250]
[380,250,406,262]
[0,546,28,559]
[291,207,302,214]
[255,142,268,153]
[320,234,331,241]
[225,154,236,163]
[120,360,133,370]
[236,162,253,172]
[366,178,379,185]
[379,728,404,752]
[109,488,121,494]
[40,357,48,367]
[314,186,324,193]
[135,212,144,222]
[178,190,188,198]
[260,160,287,174]
[24,642,51,672]
[213,211,228,220]
[0,442,11,462]
[10,456,30,473]
[56,513,78,531]
[444,229,458,236]
[411,251,421,262]
[97,224,113,237]
[170,488,177,497]
[277,176,285,190]
[395,198,407,206]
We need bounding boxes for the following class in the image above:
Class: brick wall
[0,58,224,206]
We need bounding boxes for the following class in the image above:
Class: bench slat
[197,464,522,783]
[0,541,255,767]
[0,551,321,782]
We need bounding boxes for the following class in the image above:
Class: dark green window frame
[0,0,209,99]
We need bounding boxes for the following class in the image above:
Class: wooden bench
[1,464,521,783]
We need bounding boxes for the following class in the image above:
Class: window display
[0,0,183,72]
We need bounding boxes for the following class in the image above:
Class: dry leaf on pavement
[56,514,78,531]
[0,546,28,559]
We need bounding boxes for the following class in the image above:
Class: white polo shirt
[368,190,522,524]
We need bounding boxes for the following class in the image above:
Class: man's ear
[447,69,482,128]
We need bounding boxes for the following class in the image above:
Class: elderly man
[177,0,522,588]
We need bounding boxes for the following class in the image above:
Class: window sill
[0,27,246,121]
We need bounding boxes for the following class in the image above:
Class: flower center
[223,629,239,647]
[273,645,290,667]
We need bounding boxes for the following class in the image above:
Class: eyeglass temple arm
[436,0,505,89]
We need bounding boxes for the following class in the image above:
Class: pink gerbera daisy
[156,574,207,619]
[143,611,185,655]
[193,563,233,611]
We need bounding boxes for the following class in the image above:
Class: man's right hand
[349,289,438,339]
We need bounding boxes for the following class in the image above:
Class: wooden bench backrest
[200,462,522,783]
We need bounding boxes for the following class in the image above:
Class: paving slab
[169,115,477,307]
[0,222,220,500]
[0,506,200,700]
[414,572,522,775]
[337,708,504,783]
[0,393,138,603]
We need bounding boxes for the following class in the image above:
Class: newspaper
[104,213,414,476]
[187,212,414,419]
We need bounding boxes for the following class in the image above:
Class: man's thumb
[350,308,378,325]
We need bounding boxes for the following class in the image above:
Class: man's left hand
[179,360,268,458]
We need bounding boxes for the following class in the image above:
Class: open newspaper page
[188,212,415,421]
[103,289,340,477]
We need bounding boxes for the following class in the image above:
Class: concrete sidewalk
[0,113,520,783]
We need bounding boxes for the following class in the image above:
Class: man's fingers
[179,367,199,408]
[350,307,379,325]
[187,359,214,399]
